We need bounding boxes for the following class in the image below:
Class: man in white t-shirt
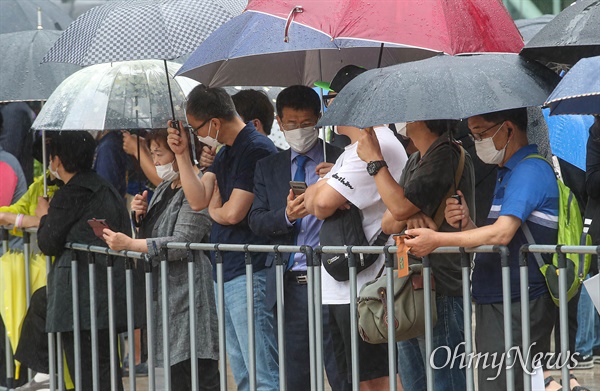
[305,65,408,390]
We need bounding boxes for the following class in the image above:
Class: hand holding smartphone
[290,181,307,196]
[87,218,110,240]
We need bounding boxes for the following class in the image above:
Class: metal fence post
[555,246,570,388]
[23,231,32,307]
[143,254,156,391]
[214,246,227,391]
[70,250,82,390]
[346,246,359,391]
[459,248,474,391]
[2,228,14,389]
[47,254,57,391]
[274,246,286,391]
[88,250,100,391]
[383,246,397,391]
[497,246,514,391]
[57,332,64,391]
[423,255,434,391]
[519,246,531,391]
[187,246,199,391]
[244,245,256,391]
[125,257,136,390]
[312,247,324,391]
[305,246,317,391]
[106,253,118,391]
[161,248,171,391]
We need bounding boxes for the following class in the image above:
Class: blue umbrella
[545,55,600,115]
[543,108,593,171]
[176,11,436,86]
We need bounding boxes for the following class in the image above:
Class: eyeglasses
[187,118,211,136]
[469,121,505,142]
[281,122,317,131]
[323,94,336,108]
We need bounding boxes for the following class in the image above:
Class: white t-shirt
[320,126,408,304]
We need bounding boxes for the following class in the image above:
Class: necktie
[288,155,308,270]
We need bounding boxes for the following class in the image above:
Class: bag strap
[521,222,546,268]
[432,145,465,229]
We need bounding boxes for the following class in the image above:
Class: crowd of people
[0,61,599,391]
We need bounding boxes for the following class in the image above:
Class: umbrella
[42,0,246,66]
[543,108,593,171]
[514,14,555,44]
[545,55,600,116]
[177,0,524,86]
[0,0,73,34]
[317,54,560,129]
[521,0,600,65]
[0,30,80,103]
[31,60,198,131]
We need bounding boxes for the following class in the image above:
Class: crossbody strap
[432,145,465,229]
[521,222,546,268]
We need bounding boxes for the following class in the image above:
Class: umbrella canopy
[0,30,80,103]
[32,60,198,131]
[317,54,560,128]
[543,108,593,171]
[0,0,73,34]
[42,0,246,66]
[521,0,600,65]
[545,55,600,116]
[514,14,555,44]
[177,0,524,86]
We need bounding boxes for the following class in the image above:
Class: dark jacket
[38,170,132,333]
[248,141,343,309]
[586,121,600,274]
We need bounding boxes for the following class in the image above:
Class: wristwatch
[366,160,388,176]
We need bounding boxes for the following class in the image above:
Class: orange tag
[394,235,410,278]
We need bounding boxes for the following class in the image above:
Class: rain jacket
[37,170,136,333]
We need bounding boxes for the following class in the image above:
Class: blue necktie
[288,155,308,270]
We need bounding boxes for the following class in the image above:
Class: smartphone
[290,181,307,196]
[450,194,462,205]
[87,218,110,240]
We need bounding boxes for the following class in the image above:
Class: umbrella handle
[132,211,144,228]
[284,6,304,43]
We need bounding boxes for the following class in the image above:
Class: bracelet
[14,214,24,228]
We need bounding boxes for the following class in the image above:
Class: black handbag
[319,204,389,281]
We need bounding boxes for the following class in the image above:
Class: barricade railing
[1,225,599,391]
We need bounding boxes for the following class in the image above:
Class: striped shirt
[472,145,558,304]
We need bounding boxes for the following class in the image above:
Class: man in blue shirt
[248,85,347,391]
[167,86,279,390]
[406,108,558,391]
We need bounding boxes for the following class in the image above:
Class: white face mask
[156,160,179,182]
[49,161,61,181]
[474,122,509,165]
[196,122,222,149]
[283,126,319,154]
[396,122,408,138]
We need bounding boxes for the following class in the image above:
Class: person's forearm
[176,153,210,211]
[210,200,249,226]
[21,215,40,228]
[432,223,513,248]
[373,168,417,220]
[381,210,406,235]
[125,238,149,253]
[304,180,334,219]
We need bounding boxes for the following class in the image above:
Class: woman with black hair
[37,131,131,390]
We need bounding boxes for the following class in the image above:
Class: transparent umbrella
[31,60,197,131]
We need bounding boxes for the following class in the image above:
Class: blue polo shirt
[472,145,558,304]
[207,123,278,282]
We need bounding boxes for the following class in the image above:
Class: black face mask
[46,174,64,187]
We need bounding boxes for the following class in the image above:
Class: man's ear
[275,115,283,129]
[252,119,261,130]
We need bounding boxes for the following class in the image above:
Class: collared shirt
[472,144,558,304]
[207,123,278,282]
[284,141,324,271]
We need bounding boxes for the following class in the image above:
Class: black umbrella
[317,54,560,129]
[520,0,600,65]
[514,14,555,44]
[0,0,73,34]
[0,30,80,103]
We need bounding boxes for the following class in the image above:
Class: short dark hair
[479,108,528,133]
[423,120,460,137]
[231,89,275,135]
[276,85,321,119]
[146,128,202,165]
[48,131,96,173]
[186,85,237,122]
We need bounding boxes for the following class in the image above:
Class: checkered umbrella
[42,0,247,66]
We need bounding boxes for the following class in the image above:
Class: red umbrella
[247,0,524,54]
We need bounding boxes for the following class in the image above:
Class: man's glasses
[469,121,505,142]
[186,118,211,136]
[281,122,317,131]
